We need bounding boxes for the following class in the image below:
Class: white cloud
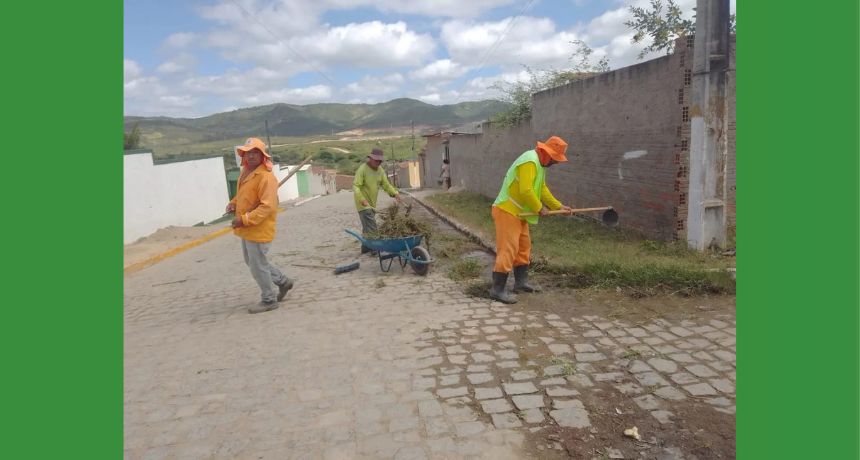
[441,17,581,69]
[159,95,196,108]
[124,71,203,117]
[198,0,322,36]
[410,59,469,81]
[293,21,436,68]
[344,73,405,97]
[164,32,198,49]
[181,67,286,99]
[579,7,631,44]
[157,54,197,75]
[362,0,516,18]
[465,69,533,90]
[417,93,441,103]
[124,59,142,82]
[241,85,333,105]
[574,0,702,69]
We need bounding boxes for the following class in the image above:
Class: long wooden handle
[519,206,614,217]
[226,156,314,216]
[278,155,314,188]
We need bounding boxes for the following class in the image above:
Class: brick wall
[433,36,735,240]
[335,174,354,191]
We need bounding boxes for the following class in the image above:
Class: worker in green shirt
[353,148,402,254]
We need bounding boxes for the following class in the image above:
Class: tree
[625,0,736,58]
[317,150,334,162]
[490,40,611,127]
[124,123,141,150]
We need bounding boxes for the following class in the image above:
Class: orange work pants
[492,206,531,273]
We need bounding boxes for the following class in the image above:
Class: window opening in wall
[682,106,690,123]
[678,88,684,104]
[681,139,689,151]
[684,69,692,86]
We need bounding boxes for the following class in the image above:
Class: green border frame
[3,1,122,458]
[739,2,859,458]
[1,1,857,458]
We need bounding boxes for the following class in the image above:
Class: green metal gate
[297,170,310,197]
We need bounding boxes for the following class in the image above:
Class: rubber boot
[488,272,517,304]
[513,265,541,293]
[277,277,294,302]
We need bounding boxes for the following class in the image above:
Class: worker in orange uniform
[489,136,573,304]
[226,137,294,314]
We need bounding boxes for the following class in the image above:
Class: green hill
[124,98,509,155]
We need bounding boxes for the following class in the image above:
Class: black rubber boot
[488,272,517,304]
[513,265,541,293]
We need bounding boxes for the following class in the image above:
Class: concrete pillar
[686,0,731,250]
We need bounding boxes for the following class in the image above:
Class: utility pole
[265,120,273,161]
[390,138,397,187]
[411,120,415,158]
[686,0,730,250]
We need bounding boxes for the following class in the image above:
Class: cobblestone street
[125,191,736,459]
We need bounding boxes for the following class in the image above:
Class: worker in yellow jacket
[227,137,294,314]
[489,136,573,304]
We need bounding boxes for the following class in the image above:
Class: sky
[124,0,735,118]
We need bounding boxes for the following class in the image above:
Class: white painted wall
[273,163,302,203]
[272,164,337,200]
[309,168,337,196]
[124,152,229,244]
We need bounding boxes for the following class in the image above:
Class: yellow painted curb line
[124,207,286,275]
[124,226,232,274]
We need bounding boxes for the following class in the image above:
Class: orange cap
[536,136,568,162]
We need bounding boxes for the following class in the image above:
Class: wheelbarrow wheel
[410,246,431,276]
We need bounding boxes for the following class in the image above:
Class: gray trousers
[241,240,289,302]
[358,209,377,253]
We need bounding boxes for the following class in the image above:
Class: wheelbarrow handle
[344,228,367,244]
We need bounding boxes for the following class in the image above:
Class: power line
[226,0,336,86]
[472,0,536,72]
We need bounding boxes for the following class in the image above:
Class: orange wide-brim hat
[235,137,273,170]
[536,135,569,162]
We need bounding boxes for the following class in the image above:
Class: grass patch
[464,281,492,298]
[621,349,642,360]
[549,356,576,376]
[432,232,472,259]
[448,258,482,281]
[426,191,735,296]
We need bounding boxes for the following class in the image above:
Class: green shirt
[353,163,398,211]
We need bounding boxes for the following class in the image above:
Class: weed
[549,356,576,376]
[464,281,491,299]
[448,258,482,281]
[621,349,642,360]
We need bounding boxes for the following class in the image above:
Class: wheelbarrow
[344,229,433,276]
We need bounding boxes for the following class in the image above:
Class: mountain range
[124,98,510,148]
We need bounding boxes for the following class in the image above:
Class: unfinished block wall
[432,36,735,240]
